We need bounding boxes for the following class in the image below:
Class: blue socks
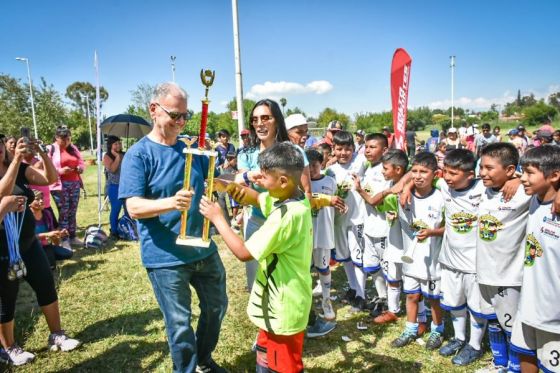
[488,321,509,368]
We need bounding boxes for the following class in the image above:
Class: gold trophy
[176,69,218,248]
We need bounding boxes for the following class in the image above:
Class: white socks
[450,308,467,341]
[320,273,331,301]
[387,284,401,313]
[469,313,487,350]
[354,266,367,299]
[373,271,387,299]
[343,261,358,291]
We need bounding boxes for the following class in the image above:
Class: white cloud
[425,84,559,111]
[246,80,333,100]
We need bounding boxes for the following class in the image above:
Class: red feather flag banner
[390,48,412,150]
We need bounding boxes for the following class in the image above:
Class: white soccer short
[440,265,487,315]
[382,260,402,284]
[362,235,385,273]
[479,284,521,334]
[312,248,332,273]
[403,275,441,300]
[511,318,560,373]
[334,223,364,264]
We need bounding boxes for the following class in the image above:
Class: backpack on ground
[84,225,108,249]
[117,216,139,241]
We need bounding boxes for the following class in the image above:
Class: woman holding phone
[48,126,85,248]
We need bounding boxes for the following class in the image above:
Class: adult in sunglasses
[118,82,227,373]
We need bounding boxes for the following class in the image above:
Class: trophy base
[176,236,211,248]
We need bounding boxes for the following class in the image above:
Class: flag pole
[231,0,245,141]
[94,50,102,227]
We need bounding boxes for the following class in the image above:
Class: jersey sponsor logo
[469,193,482,200]
[543,215,560,228]
[478,214,503,241]
[450,211,477,233]
[540,227,560,240]
[524,233,543,267]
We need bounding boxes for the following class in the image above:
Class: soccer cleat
[391,330,417,348]
[321,298,336,320]
[373,311,399,324]
[48,330,81,352]
[452,344,483,366]
[439,338,466,357]
[341,288,356,304]
[368,297,388,318]
[4,344,35,366]
[474,365,508,373]
[350,296,367,313]
[196,358,229,373]
[417,322,429,337]
[306,318,336,338]
[425,330,444,350]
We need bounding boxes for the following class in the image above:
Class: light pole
[81,94,95,155]
[450,55,455,128]
[170,56,176,82]
[15,57,38,138]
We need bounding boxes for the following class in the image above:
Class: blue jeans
[108,183,123,234]
[147,251,228,373]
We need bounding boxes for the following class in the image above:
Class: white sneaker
[312,281,322,297]
[5,344,35,366]
[48,331,81,352]
[321,298,336,320]
[70,237,83,247]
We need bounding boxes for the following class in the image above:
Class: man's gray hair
[151,82,188,104]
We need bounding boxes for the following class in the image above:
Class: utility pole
[450,55,456,128]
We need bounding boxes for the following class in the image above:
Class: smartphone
[20,127,31,153]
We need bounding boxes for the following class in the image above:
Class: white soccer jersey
[326,153,367,225]
[361,163,391,238]
[438,178,484,273]
[476,184,531,286]
[517,196,560,334]
[376,187,403,263]
[311,175,336,250]
[399,188,445,281]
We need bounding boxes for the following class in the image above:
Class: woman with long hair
[102,135,125,238]
[0,137,80,365]
[48,126,85,248]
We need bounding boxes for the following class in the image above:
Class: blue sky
[1,1,559,119]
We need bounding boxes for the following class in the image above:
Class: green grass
[8,166,495,372]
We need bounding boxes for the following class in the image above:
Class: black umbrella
[100,114,152,139]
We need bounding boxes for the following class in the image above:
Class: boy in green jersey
[201,142,312,373]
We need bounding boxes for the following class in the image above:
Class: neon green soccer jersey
[245,192,313,335]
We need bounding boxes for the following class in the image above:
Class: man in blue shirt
[119,82,228,373]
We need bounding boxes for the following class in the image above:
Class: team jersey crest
[478,214,504,241]
[450,212,477,234]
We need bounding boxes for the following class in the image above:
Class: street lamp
[170,56,176,82]
[15,57,38,138]
[81,94,95,155]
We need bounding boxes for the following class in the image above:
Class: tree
[66,81,108,115]
[130,83,155,116]
[548,92,560,111]
[354,112,391,132]
[279,97,287,114]
[34,78,68,142]
[316,108,350,128]
[227,98,256,133]
[285,107,306,117]
[522,102,557,126]
[0,74,31,136]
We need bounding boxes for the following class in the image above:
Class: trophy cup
[176,69,218,248]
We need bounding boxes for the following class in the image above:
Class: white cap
[448,127,458,133]
[285,113,307,130]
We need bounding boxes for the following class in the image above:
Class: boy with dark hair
[511,145,560,373]
[200,142,312,373]
[475,123,498,156]
[477,142,529,373]
[306,149,339,320]
[358,149,409,324]
[326,131,367,306]
[437,149,489,365]
[216,129,235,167]
[392,152,445,350]
[352,133,390,313]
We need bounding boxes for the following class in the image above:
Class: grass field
[6,165,500,372]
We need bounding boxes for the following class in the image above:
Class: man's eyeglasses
[156,103,190,121]
[250,115,274,124]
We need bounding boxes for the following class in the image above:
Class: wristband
[242,172,250,185]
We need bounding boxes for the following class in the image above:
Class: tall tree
[317,107,350,128]
[34,77,67,142]
[0,74,31,135]
[66,81,108,115]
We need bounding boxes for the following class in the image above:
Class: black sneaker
[391,330,417,348]
[350,296,366,313]
[425,330,444,350]
[439,338,465,357]
[196,358,229,373]
[368,297,388,318]
[341,288,356,304]
[451,344,483,366]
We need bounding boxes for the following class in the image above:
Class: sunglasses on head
[156,103,189,121]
